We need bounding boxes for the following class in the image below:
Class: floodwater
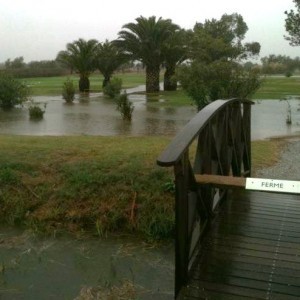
[0,93,300,140]
[0,92,195,137]
[0,228,174,299]
[251,98,300,140]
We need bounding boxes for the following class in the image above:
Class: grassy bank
[0,135,283,239]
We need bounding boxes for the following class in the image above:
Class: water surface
[0,228,173,299]
[1,95,300,140]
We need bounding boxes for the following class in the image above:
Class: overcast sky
[1,0,299,63]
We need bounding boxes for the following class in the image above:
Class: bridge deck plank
[180,190,300,299]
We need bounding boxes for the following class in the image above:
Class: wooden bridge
[157,99,300,299]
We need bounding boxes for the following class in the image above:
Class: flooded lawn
[0,95,300,140]
[0,93,196,137]
[0,228,174,299]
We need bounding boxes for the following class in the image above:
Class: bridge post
[174,151,189,297]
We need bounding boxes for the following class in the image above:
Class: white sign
[246,178,300,194]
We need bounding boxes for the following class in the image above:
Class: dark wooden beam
[195,174,246,189]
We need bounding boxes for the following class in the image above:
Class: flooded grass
[0,227,174,299]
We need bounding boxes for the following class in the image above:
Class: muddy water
[0,95,300,140]
[0,228,174,299]
[251,99,300,139]
[0,93,196,137]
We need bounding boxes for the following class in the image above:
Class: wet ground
[0,228,174,299]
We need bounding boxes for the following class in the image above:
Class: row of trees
[260,55,300,76]
[4,57,68,78]
[56,14,261,109]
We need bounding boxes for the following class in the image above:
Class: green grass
[253,75,300,99]
[21,72,147,96]
[0,135,283,239]
[0,135,174,239]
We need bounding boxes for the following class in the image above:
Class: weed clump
[116,92,134,121]
[28,102,46,120]
[62,78,75,103]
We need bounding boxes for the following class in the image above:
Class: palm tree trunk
[164,65,177,91]
[79,75,90,92]
[146,65,160,93]
[102,76,110,88]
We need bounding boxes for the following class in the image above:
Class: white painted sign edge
[246,178,300,194]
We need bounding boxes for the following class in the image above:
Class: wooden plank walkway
[179,190,300,299]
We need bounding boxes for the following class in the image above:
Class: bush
[0,72,29,109]
[28,103,46,120]
[116,92,134,121]
[103,77,122,98]
[62,78,75,103]
[285,71,293,77]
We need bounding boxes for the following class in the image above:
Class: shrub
[0,72,29,109]
[285,71,293,77]
[103,77,122,98]
[62,78,75,103]
[116,92,134,121]
[28,103,46,120]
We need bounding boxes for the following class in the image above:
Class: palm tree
[96,40,128,87]
[116,16,179,93]
[162,29,187,91]
[56,38,98,92]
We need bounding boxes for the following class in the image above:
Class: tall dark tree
[116,16,179,93]
[162,29,187,91]
[56,38,98,92]
[178,13,261,110]
[96,40,128,87]
[285,0,300,46]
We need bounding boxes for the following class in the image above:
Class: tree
[285,0,300,46]
[178,13,261,110]
[0,72,29,109]
[261,54,299,75]
[5,57,25,69]
[56,39,98,92]
[189,14,260,63]
[96,40,128,87]
[116,16,179,93]
[162,29,187,91]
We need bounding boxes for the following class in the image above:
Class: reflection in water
[114,119,133,135]
[0,96,300,139]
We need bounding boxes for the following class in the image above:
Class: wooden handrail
[157,98,253,167]
[157,98,253,299]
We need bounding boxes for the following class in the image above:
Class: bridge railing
[157,98,252,298]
